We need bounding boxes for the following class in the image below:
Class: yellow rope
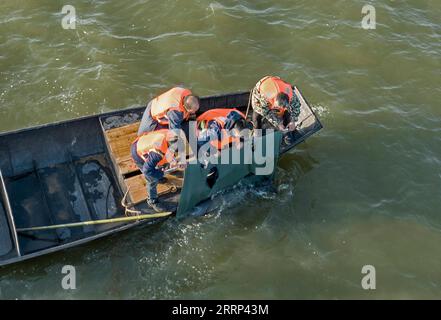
[16,187,173,232]
[16,211,172,232]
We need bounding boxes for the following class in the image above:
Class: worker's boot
[147,199,168,213]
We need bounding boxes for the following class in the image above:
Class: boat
[0,87,322,267]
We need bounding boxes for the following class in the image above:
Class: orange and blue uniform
[138,87,192,136]
[196,108,246,150]
[131,129,174,201]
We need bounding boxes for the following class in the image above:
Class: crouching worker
[138,86,200,136]
[251,76,301,142]
[196,108,249,153]
[131,129,185,212]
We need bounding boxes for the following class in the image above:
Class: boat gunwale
[0,169,21,259]
[0,216,166,267]
[0,91,251,138]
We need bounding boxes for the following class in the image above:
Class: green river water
[0,0,440,299]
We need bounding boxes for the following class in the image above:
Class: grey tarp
[177,131,282,218]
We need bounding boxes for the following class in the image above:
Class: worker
[137,86,200,136]
[250,76,301,140]
[131,129,185,212]
[196,108,249,151]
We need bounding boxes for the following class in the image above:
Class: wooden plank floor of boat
[104,121,183,204]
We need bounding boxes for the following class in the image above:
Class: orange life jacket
[196,108,246,129]
[210,131,242,151]
[150,87,192,125]
[133,129,171,166]
[258,76,293,116]
[196,108,245,150]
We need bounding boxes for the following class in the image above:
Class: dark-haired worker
[250,76,301,135]
[137,87,200,136]
[131,129,184,212]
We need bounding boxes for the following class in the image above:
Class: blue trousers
[130,143,159,201]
